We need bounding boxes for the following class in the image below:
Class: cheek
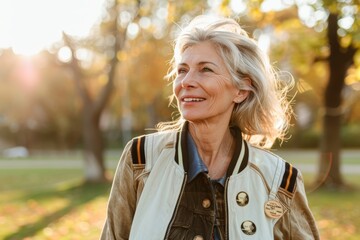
[173,79,182,98]
[208,78,231,95]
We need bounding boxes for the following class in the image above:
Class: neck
[188,121,234,179]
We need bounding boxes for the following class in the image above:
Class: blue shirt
[187,132,226,185]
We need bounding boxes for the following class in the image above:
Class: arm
[274,172,320,240]
[100,141,137,240]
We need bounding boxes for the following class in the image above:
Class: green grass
[0,150,121,162]
[298,173,360,240]
[0,168,112,240]
[276,149,360,165]
[0,150,359,240]
[0,169,83,192]
[308,189,360,240]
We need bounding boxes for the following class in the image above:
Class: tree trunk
[316,13,355,189]
[82,105,107,182]
[318,113,344,188]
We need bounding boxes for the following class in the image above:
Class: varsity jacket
[101,123,320,240]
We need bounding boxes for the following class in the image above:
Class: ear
[233,89,249,104]
[233,77,251,103]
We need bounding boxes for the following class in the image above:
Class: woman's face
[174,41,244,124]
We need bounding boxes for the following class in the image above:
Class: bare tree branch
[62,33,92,105]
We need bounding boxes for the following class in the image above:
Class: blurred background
[0,0,359,239]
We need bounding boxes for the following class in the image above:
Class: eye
[201,67,213,72]
[177,67,188,74]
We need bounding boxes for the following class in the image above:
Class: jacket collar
[175,121,249,177]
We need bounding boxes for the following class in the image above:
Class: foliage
[108,36,174,131]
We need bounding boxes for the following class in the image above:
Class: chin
[181,110,212,122]
[182,115,207,123]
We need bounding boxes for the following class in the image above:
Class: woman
[101,15,320,240]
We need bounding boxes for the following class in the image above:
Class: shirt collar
[175,121,248,184]
[186,132,226,185]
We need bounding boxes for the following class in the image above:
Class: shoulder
[247,144,284,175]
[247,144,298,197]
[130,130,178,165]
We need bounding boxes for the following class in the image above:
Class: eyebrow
[177,61,219,67]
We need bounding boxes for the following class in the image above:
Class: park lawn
[304,174,360,240]
[0,169,112,240]
[0,169,359,239]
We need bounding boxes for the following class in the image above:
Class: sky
[0,0,325,57]
[0,0,106,56]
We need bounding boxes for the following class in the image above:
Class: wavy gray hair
[158,15,294,148]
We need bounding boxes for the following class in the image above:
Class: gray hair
[158,15,294,148]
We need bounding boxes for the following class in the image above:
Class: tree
[317,10,358,188]
[61,0,143,182]
[287,0,359,188]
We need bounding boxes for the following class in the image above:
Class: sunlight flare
[0,0,105,56]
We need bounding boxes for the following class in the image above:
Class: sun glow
[0,0,105,56]
[16,58,40,91]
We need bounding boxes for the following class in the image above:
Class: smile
[183,98,205,102]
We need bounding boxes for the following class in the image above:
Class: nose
[180,70,196,89]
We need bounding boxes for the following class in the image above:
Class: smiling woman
[0,0,105,56]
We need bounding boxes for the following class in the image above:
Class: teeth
[183,98,205,102]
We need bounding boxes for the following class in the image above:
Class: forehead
[177,41,223,65]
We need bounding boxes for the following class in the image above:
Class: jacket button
[193,235,204,240]
[241,220,256,235]
[236,191,249,206]
[202,198,211,208]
